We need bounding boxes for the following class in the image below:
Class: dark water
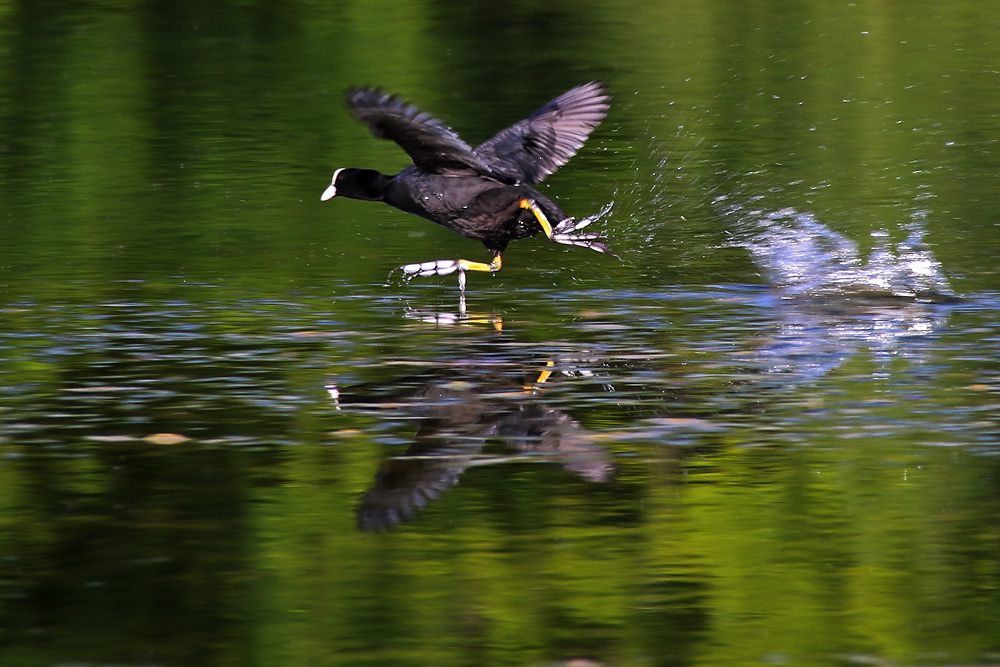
[3,1,1000,666]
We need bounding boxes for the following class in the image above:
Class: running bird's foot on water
[550,202,616,256]
[395,255,503,292]
[550,215,616,256]
[520,198,615,256]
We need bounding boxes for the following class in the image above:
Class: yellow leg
[519,199,554,239]
[524,361,555,392]
[400,254,502,292]
[456,254,501,292]
[458,254,503,273]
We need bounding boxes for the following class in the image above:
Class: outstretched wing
[473,81,610,184]
[346,87,494,175]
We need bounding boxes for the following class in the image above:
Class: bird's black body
[336,166,566,255]
[322,81,613,290]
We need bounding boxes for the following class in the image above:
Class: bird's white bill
[320,168,344,201]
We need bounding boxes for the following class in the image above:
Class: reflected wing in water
[357,443,473,532]
[494,405,613,483]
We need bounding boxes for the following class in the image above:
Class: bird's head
[320,168,390,202]
[320,168,346,201]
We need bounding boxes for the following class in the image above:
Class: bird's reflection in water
[329,309,612,532]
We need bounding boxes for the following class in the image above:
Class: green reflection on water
[0,291,998,666]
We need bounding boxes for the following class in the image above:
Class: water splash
[612,117,725,253]
[720,202,955,301]
[710,199,958,380]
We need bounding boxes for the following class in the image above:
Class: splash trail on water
[717,199,956,302]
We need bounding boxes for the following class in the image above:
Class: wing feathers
[344,82,609,183]
[345,87,490,175]
[473,81,610,184]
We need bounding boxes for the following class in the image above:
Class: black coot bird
[321,81,614,292]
